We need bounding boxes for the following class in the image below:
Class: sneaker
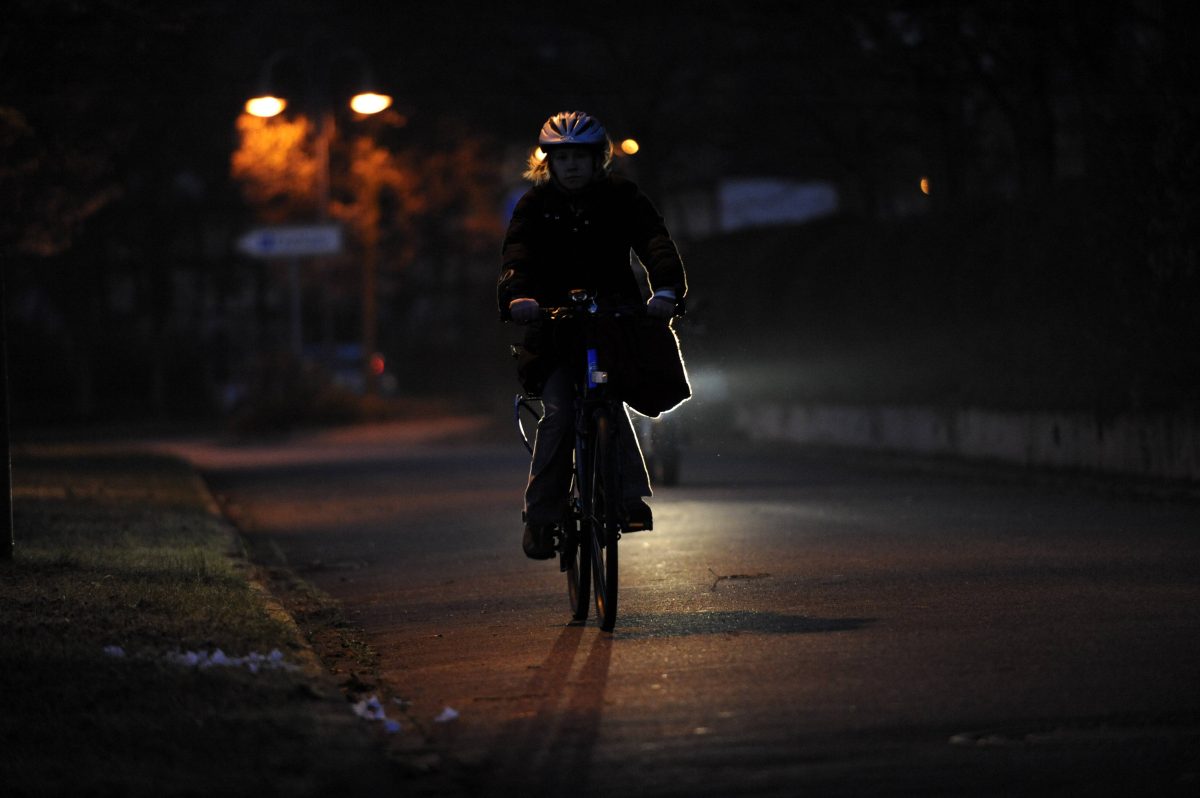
[522,524,556,560]
[623,499,653,532]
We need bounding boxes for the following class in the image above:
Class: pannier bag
[513,316,691,418]
[601,316,691,418]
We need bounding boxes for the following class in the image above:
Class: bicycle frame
[511,291,634,630]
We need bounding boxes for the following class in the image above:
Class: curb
[186,470,321,669]
[187,468,333,680]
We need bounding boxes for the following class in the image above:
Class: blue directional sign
[236,225,343,258]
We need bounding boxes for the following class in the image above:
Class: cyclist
[498,110,689,560]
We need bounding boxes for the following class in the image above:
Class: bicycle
[513,290,643,632]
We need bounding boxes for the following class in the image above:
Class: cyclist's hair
[522,140,615,185]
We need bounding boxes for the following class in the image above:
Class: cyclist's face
[548,147,596,192]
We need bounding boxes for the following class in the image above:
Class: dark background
[3,0,1197,430]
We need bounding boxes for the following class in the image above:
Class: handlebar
[507,290,683,324]
[540,304,645,321]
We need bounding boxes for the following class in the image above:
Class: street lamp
[242,45,394,393]
[349,92,392,115]
[245,80,392,120]
[245,94,287,118]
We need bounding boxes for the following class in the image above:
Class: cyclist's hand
[646,295,676,320]
[509,297,540,324]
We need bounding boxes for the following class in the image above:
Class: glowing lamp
[350,92,393,115]
[245,96,286,118]
[620,138,640,155]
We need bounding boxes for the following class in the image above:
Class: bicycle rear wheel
[588,409,620,631]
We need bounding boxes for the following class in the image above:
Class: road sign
[236,224,343,258]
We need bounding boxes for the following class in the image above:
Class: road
[166,417,1200,797]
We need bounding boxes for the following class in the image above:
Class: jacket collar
[546,173,611,200]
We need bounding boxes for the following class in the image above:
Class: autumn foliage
[230,112,502,267]
[230,113,322,223]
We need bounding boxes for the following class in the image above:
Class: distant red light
[369,353,386,376]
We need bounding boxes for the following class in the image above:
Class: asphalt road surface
[168,417,1200,797]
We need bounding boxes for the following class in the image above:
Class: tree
[230,108,503,393]
[230,114,322,224]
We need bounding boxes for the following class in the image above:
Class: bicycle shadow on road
[473,624,612,795]
[612,610,874,639]
[466,612,870,793]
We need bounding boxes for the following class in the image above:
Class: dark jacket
[498,174,690,405]
[497,174,687,317]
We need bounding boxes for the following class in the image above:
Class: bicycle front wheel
[588,409,620,632]
[564,510,590,623]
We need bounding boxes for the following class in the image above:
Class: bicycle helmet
[538,111,608,149]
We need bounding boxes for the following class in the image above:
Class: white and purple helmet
[538,111,608,149]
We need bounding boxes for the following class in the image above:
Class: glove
[509,297,540,324]
[646,289,676,320]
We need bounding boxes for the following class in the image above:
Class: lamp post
[243,44,393,393]
[2,267,12,560]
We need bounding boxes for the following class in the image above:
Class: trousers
[524,365,652,526]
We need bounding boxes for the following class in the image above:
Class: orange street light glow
[920,176,931,195]
[245,95,286,117]
[620,138,640,155]
[350,92,393,115]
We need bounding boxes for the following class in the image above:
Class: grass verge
[1,446,399,797]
